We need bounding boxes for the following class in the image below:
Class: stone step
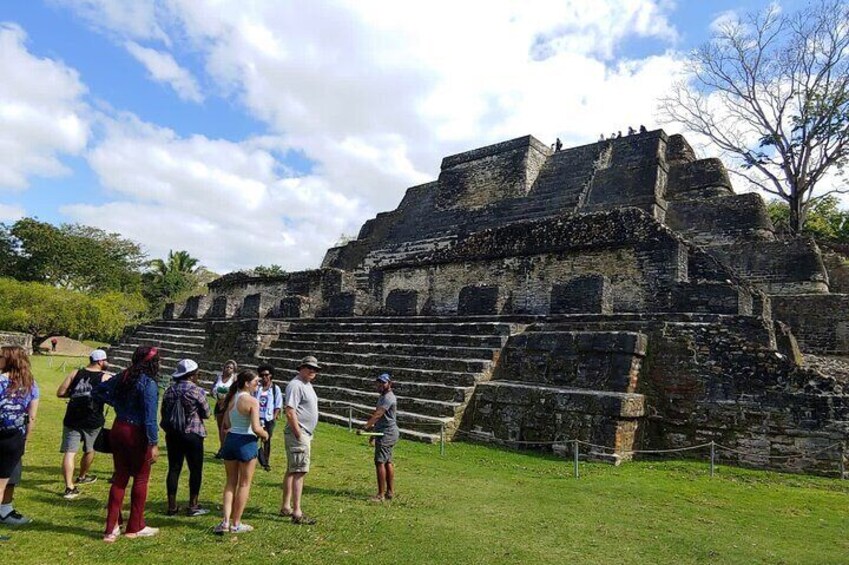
[319,399,453,437]
[119,338,205,352]
[262,349,492,374]
[132,330,206,344]
[136,323,207,335]
[277,331,508,348]
[267,340,498,363]
[257,357,480,387]
[314,385,463,418]
[312,372,472,403]
[288,320,514,336]
[318,411,441,443]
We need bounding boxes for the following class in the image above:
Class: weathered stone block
[278,296,309,318]
[180,295,210,319]
[385,289,419,316]
[320,292,358,317]
[162,303,176,320]
[206,295,230,319]
[550,275,611,314]
[458,285,500,315]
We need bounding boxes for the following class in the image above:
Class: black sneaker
[63,487,81,500]
[0,510,31,525]
[76,475,97,485]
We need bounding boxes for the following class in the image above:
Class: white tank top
[228,392,255,436]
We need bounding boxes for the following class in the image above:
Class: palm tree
[148,250,200,277]
[144,250,203,313]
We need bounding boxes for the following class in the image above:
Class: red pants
[105,420,153,534]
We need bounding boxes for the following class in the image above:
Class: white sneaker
[124,526,159,538]
[230,522,254,533]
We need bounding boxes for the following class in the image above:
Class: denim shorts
[221,432,258,462]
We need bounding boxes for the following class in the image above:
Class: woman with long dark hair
[0,346,39,532]
[214,369,268,534]
[95,346,160,542]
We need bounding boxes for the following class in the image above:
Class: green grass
[5,355,849,564]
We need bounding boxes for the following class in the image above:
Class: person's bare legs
[216,414,226,451]
[3,484,14,504]
[231,459,257,526]
[291,472,306,517]
[222,460,239,526]
[281,472,294,514]
[386,462,395,498]
[62,452,77,489]
[78,451,95,479]
[375,463,386,497]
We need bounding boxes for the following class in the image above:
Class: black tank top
[63,369,106,430]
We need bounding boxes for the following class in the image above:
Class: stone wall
[771,294,849,354]
[665,193,774,245]
[0,331,32,355]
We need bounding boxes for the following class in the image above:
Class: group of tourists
[0,344,399,542]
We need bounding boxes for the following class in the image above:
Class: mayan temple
[108,129,849,474]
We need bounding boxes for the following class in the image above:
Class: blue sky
[0,0,827,272]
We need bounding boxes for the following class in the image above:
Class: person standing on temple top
[161,359,210,517]
[254,364,282,472]
[279,356,320,525]
[214,369,268,534]
[95,346,161,542]
[362,373,399,502]
[56,349,112,499]
[211,360,238,458]
[639,125,647,133]
[555,137,562,152]
[0,346,39,533]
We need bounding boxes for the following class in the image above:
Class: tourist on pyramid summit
[211,360,238,458]
[279,355,320,525]
[56,349,112,499]
[0,346,39,533]
[213,369,268,535]
[95,345,161,542]
[362,373,398,502]
[161,359,210,517]
[253,364,283,472]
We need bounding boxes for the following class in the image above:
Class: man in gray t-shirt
[280,356,320,525]
[363,373,398,502]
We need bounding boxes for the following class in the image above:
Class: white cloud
[53,1,693,271]
[0,203,25,222]
[66,114,361,272]
[124,41,203,102]
[0,23,89,189]
[49,0,169,44]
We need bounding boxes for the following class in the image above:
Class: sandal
[291,514,316,525]
[278,509,293,518]
[166,506,181,516]
[368,495,385,502]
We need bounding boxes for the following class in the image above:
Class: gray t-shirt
[374,391,398,435]
[285,377,319,435]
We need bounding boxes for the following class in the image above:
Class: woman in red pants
[95,346,160,542]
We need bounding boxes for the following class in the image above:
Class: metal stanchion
[573,440,579,478]
[440,423,445,456]
[348,406,353,432]
[840,444,846,480]
[710,441,715,478]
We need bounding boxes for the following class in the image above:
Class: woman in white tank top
[214,370,268,535]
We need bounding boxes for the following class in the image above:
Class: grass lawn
[3,355,848,564]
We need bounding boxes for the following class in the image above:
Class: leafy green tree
[0,218,145,293]
[143,250,212,314]
[767,196,849,242]
[251,264,286,277]
[0,278,147,341]
[660,0,849,234]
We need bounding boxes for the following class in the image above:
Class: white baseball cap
[172,358,199,379]
[90,349,108,362]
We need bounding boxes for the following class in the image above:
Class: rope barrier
[714,442,842,460]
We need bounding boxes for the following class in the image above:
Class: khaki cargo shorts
[284,429,312,473]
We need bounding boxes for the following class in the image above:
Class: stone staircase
[257,317,516,442]
[106,319,215,379]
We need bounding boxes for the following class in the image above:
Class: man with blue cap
[363,373,398,502]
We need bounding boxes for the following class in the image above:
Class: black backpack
[164,391,188,432]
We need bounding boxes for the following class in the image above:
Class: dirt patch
[38,336,94,358]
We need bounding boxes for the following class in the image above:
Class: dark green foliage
[0,277,147,341]
[142,249,213,315]
[0,218,145,293]
[767,196,849,243]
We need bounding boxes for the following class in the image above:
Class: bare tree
[659,0,849,234]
